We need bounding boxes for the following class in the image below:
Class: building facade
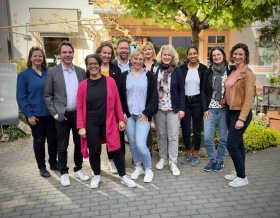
[0,0,278,76]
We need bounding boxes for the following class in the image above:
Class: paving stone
[1,137,280,218]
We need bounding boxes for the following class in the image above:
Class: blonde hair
[141,42,156,60]
[129,48,145,61]
[156,45,179,66]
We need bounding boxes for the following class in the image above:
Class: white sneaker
[61,174,70,186]
[108,161,118,174]
[130,165,144,180]
[228,176,248,187]
[90,175,101,189]
[225,171,237,181]
[121,175,136,188]
[156,159,168,170]
[144,169,154,183]
[74,169,89,181]
[170,163,180,176]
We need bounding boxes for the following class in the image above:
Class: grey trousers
[154,110,179,164]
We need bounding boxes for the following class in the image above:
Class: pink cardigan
[76,77,124,158]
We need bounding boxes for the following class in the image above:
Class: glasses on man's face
[87,62,99,66]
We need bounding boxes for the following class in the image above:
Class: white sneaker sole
[74,175,89,181]
[156,161,167,170]
[121,180,136,188]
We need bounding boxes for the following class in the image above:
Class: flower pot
[267,111,280,132]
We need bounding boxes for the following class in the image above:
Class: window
[148,36,168,53]
[257,47,273,68]
[42,37,69,67]
[256,35,274,68]
[172,36,191,49]
[206,35,226,66]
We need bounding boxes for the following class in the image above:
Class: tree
[257,17,280,66]
[120,0,280,49]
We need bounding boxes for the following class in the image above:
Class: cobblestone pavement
[0,137,280,218]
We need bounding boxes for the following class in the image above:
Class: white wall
[8,0,102,67]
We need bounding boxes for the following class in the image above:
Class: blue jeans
[126,115,152,169]
[204,108,228,163]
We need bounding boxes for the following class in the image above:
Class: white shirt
[118,60,130,73]
[184,68,200,96]
[62,65,78,111]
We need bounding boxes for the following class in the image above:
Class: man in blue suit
[45,41,89,186]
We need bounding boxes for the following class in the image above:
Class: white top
[184,68,200,96]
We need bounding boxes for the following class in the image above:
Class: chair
[260,85,280,112]
[252,86,259,113]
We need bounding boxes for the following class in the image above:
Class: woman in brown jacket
[223,43,255,188]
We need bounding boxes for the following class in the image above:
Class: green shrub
[12,57,27,73]
[244,122,280,152]
[7,125,27,140]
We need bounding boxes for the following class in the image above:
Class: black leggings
[87,123,126,176]
[107,131,126,159]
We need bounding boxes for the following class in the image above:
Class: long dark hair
[27,46,47,68]
[209,47,228,65]
[186,46,199,63]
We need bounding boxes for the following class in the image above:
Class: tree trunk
[191,28,200,49]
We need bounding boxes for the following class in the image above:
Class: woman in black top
[95,42,123,174]
[180,46,207,166]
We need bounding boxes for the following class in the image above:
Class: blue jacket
[16,67,51,117]
[153,66,185,113]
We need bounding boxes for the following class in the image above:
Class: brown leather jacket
[222,64,256,121]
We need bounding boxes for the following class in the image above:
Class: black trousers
[107,131,126,159]
[226,108,252,179]
[28,116,58,169]
[55,112,83,175]
[87,122,126,176]
[181,96,203,151]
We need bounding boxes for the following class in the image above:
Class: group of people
[16,38,255,189]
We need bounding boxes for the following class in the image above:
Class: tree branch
[199,14,209,25]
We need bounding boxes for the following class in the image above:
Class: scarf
[211,62,227,102]
[158,64,175,98]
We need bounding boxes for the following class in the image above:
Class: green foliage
[251,114,268,129]
[6,125,27,140]
[257,17,280,64]
[120,0,280,49]
[243,123,280,152]
[175,47,186,65]
[268,72,280,85]
[12,57,26,73]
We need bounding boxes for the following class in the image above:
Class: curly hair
[230,43,250,64]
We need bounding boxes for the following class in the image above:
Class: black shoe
[40,168,51,177]
[50,164,60,171]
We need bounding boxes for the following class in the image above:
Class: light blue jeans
[204,108,228,163]
[126,115,152,169]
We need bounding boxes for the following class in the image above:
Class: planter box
[267,111,280,132]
